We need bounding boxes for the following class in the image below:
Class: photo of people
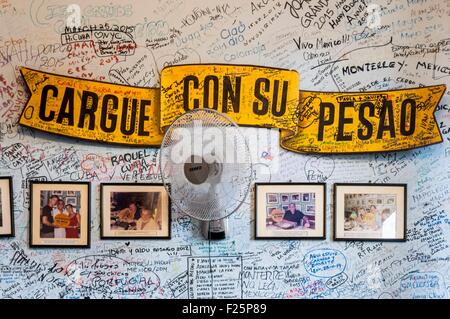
[30,181,90,247]
[66,196,77,206]
[267,193,279,204]
[39,191,81,239]
[110,192,161,231]
[334,184,406,241]
[256,183,326,239]
[290,194,300,202]
[343,193,398,234]
[265,192,315,230]
[101,184,170,239]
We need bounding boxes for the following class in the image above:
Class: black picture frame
[0,176,14,237]
[29,181,91,248]
[254,182,326,240]
[100,183,171,240]
[333,183,407,242]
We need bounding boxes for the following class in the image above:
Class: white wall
[0,0,449,299]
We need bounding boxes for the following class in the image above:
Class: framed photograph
[255,183,326,239]
[302,193,310,202]
[65,196,77,206]
[281,194,290,203]
[334,183,407,241]
[100,183,171,239]
[387,197,395,205]
[290,193,300,202]
[0,177,14,237]
[29,181,90,248]
[306,205,315,213]
[266,193,279,204]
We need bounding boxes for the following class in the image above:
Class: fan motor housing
[183,155,209,184]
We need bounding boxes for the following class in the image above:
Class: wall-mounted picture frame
[306,205,315,213]
[266,193,279,204]
[255,183,326,240]
[65,196,77,207]
[302,193,310,202]
[290,193,300,203]
[100,183,171,239]
[29,181,90,248]
[281,194,290,203]
[0,177,14,237]
[333,183,407,242]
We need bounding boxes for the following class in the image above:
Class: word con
[182,75,290,116]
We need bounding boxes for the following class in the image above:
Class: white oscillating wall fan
[159,108,252,239]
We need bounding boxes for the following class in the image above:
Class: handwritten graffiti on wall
[0,0,450,299]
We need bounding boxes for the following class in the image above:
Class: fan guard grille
[160,109,252,221]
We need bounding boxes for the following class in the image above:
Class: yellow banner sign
[20,67,162,146]
[285,87,446,153]
[19,65,446,154]
[160,64,299,136]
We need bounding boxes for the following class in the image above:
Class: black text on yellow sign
[160,64,299,132]
[20,67,162,146]
[19,65,446,154]
[284,87,446,153]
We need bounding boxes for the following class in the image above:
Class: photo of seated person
[109,191,162,232]
[136,208,160,231]
[343,194,398,233]
[283,203,310,228]
[117,201,141,223]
